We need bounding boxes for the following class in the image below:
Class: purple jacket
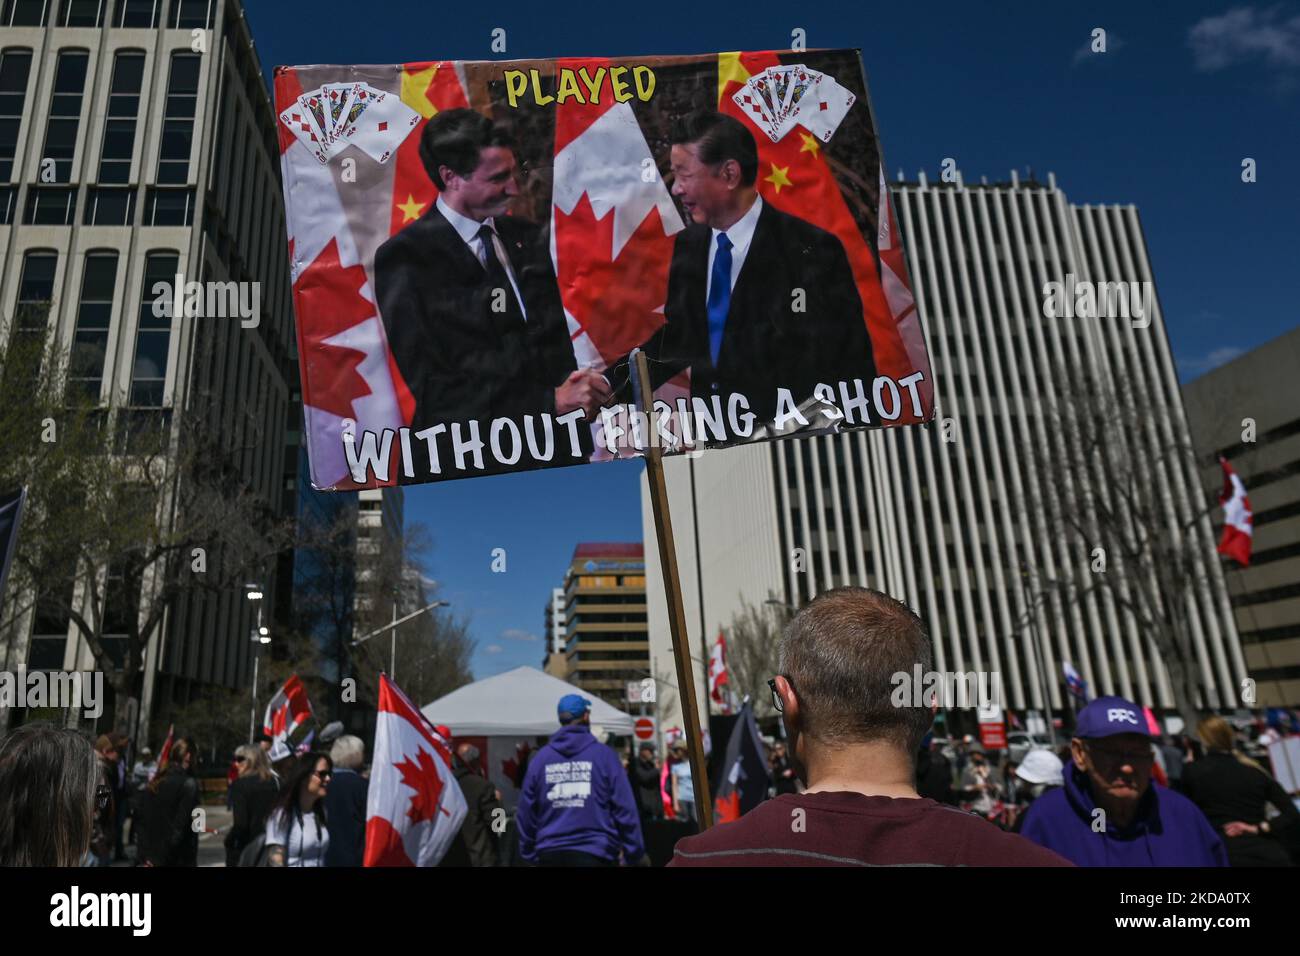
[515,724,644,863]
[1019,762,1227,866]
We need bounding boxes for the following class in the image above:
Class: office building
[643,171,1248,733]
[0,0,302,737]
[552,543,647,707]
[1184,327,1300,707]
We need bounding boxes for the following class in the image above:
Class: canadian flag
[364,674,467,867]
[708,632,731,714]
[550,58,691,459]
[157,723,175,771]
[274,68,412,490]
[1217,456,1252,566]
[263,674,314,762]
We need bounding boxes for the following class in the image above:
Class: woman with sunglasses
[225,744,280,867]
[265,752,332,867]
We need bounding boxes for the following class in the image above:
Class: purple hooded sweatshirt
[1019,761,1227,866]
[515,723,644,864]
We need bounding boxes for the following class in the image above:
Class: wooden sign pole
[631,349,714,830]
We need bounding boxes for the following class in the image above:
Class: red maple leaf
[394,749,446,824]
[501,742,531,785]
[295,238,376,420]
[554,194,675,366]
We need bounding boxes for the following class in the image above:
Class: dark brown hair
[670,110,758,187]
[778,587,934,753]
[0,723,99,866]
[418,107,515,191]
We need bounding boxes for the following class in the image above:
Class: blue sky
[247,0,1300,677]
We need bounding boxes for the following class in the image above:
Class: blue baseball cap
[557,694,591,723]
[1074,696,1151,739]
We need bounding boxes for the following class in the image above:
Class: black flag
[0,486,27,617]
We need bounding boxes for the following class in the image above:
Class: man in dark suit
[375,109,609,472]
[610,111,875,425]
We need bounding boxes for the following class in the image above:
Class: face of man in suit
[670,142,756,231]
[438,146,520,223]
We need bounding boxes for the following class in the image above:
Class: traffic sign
[634,717,656,741]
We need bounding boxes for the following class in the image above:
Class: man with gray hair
[441,742,503,867]
[324,735,368,867]
[669,587,1070,867]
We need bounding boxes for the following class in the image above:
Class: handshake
[555,368,615,420]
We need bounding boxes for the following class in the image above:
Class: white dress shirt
[704,193,763,304]
[436,195,529,322]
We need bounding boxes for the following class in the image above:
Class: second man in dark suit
[611,111,875,425]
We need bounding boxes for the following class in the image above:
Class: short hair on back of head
[778,587,934,753]
[418,107,515,191]
[330,735,365,771]
[669,110,758,187]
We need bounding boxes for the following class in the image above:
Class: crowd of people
[1,587,1297,868]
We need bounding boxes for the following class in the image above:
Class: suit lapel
[425,204,488,281]
[727,200,778,326]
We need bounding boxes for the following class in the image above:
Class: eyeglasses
[768,676,795,714]
[95,785,111,811]
[233,756,247,764]
[313,770,332,782]
[1086,744,1155,770]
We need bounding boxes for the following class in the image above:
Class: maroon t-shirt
[667,791,1072,867]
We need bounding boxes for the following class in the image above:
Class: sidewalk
[111,804,233,868]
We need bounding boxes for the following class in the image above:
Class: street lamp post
[245,584,269,743]
[351,600,450,682]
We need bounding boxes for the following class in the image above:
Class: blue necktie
[707,233,733,367]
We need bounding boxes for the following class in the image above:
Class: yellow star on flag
[798,132,821,157]
[397,194,426,223]
[764,163,792,193]
[401,65,440,119]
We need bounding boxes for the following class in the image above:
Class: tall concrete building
[1184,327,1300,707]
[552,543,648,707]
[541,585,565,678]
[0,0,303,736]
[353,484,404,627]
[644,171,1247,734]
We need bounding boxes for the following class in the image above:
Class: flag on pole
[1217,457,1253,566]
[708,632,731,714]
[713,702,768,824]
[1063,661,1089,704]
[263,674,314,762]
[364,674,467,866]
[156,723,175,772]
[0,486,27,619]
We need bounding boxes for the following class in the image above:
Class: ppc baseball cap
[1074,696,1151,739]
[557,694,591,722]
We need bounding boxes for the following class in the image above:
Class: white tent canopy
[421,666,635,736]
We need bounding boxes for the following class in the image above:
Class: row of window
[14,247,175,405]
[0,47,199,185]
[1,184,194,224]
[1,0,214,29]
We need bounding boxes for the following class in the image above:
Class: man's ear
[1070,737,1088,773]
[777,675,800,734]
[721,158,743,188]
[439,165,460,190]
